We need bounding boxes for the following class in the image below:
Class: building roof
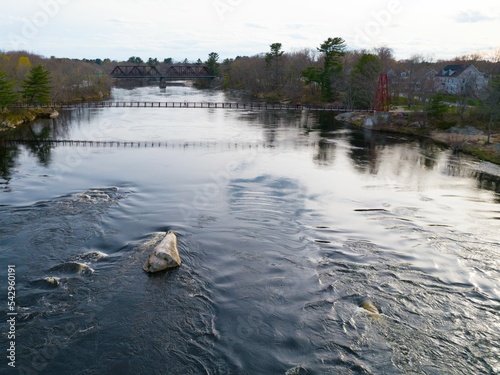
[436,64,467,77]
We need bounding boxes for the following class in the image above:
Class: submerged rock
[49,262,94,275]
[360,298,379,314]
[143,230,181,273]
[43,276,60,286]
[30,277,61,288]
[78,250,108,261]
[359,297,382,320]
[286,365,308,375]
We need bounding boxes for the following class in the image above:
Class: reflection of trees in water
[346,129,443,175]
[310,112,341,166]
[2,108,500,199]
[0,145,19,184]
[313,140,336,166]
[347,128,381,174]
[418,140,441,170]
[238,110,316,146]
[1,124,55,169]
[476,172,500,200]
[313,112,339,137]
[443,156,500,197]
[25,142,54,167]
[0,109,100,174]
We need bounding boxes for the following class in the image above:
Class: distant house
[388,67,438,94]
[434,64,488,95]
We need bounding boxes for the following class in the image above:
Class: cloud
[456,10,494,23]
[287,33,308,41]
[244,23,268,30]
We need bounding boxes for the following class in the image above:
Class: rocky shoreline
[336,111,500,165]
[0,108,59,132]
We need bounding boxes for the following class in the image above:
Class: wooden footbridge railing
[7,101,360,112]
[1,139,338,150]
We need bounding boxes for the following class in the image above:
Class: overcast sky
[1,0,499,62]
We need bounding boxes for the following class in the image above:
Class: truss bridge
[110,65,216,80]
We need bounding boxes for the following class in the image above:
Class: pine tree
[317,37,346,101]
[265,44,284,91]
[0,71,17,109]
[206,52,220,77]
[21,65,52,105]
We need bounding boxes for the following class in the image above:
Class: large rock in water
[143,231,181,273]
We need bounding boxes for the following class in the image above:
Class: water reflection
[0,145,17,186]
[443,155,500,196]
[1,106,500,197]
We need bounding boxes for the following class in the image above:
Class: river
[0,85,499,375]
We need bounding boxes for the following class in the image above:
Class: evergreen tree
[301,66,322,86]
[317,37,346,101]
[21,65,52,105]
[206,52,220,76]
[350,54,382,108]
[265,43,284,91]
[0,71,17,109]
[128,56,143,64]
[427,93,448,119]
[147,57,159,66]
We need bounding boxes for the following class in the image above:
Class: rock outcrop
[143,230,181,273]
[0,108,59,132]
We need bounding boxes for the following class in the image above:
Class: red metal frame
[372,73,390,112]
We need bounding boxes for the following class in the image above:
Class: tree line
[216,40,499,104]
[1,40,498,130]
[213,38,499,132]
[0,51,112,108]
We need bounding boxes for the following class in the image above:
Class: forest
[0,51,112,106]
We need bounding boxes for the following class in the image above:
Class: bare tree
[455,51,485,62]
[489,48,500,64]
[348,53,382,109]
[484,77,500,143]
[373,46,395,73]
[282,49,315,102]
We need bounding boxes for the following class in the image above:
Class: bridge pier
[159,77,167,89]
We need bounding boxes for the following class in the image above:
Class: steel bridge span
[110,65,216,80]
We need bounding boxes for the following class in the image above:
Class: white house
[434,64,488,95]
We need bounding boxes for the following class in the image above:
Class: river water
[0,85,499,375]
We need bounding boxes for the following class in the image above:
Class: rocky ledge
[0,108,59,131]
[336,111,500,165]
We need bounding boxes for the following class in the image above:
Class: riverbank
[336,111,500,165]
[0,108,59,132]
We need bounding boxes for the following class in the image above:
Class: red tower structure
[372,73,390,112]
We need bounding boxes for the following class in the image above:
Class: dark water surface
[1,86,499,375]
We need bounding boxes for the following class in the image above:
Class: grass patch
[464,146,500,165]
